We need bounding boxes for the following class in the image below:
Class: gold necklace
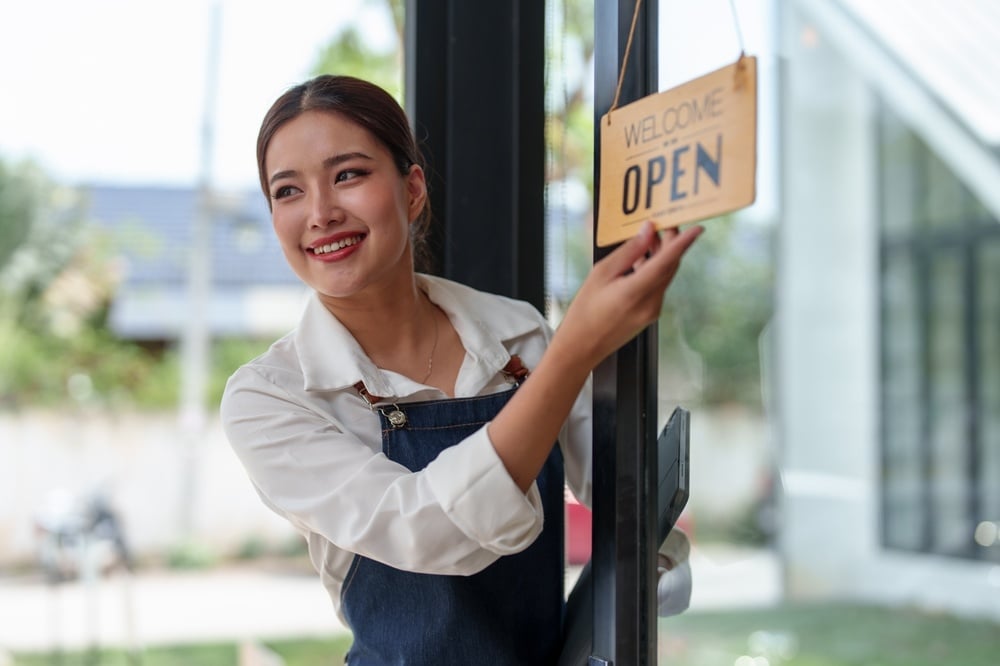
[420,306,440,384]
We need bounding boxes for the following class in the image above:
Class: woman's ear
[405,164,428,223]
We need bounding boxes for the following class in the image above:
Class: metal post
[178,0,222,537]
[405,0,546,309]
[592,1,659,664]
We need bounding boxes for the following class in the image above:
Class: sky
[0,0,392,190]
[0,0,773,213]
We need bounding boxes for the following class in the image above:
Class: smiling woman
[265,110,424,305]
[221,74,700,665]
[256,76,429,251]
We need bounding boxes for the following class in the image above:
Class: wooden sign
[597,56,757,247]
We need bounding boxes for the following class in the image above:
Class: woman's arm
[221,368,542,575]
[489,222,702,492]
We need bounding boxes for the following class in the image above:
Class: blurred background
[1,0,997,664]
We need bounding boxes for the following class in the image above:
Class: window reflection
[879,103,1000,562]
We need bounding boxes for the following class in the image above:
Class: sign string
[609,0,644,118]
[727,0,747,57]
[608,0,750,121]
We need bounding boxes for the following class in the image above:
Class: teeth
[314,235,362,255]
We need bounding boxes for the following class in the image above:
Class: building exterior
[777,0,1000,619]
[82,184,306,342]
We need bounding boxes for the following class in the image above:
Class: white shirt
[221,273,689,625]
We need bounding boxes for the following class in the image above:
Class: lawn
[9,636,353,666]
[659,603,999,666]
[11,603,998,665]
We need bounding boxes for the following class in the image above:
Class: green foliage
[0,326,274,411]
[0,317,175,409]
[234,535,270,561]
[311,1,403,101]
[0,159,39,270]
[546,0,596,190]
[165,540,219,570]
[660,216,774,406]
[0,159,85,302]
[206,337,274,408]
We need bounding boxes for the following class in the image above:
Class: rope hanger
[608,0,748,119]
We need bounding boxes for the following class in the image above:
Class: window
[879,103,1000,560]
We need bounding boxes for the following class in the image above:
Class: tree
[659,216,773,406]
[0,158,86,328]
[311,0,404,101]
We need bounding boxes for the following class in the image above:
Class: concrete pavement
[0,546,780,655]
[0,564,345,654]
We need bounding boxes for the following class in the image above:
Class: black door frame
[405,0,546,312]
[592,3,660,664]
[406,1,661,662]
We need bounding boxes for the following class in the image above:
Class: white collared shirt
[221,274,593,623]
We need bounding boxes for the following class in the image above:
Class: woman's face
[264,110,426,303]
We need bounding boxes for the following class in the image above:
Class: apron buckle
[355,382,408,428]
[381,406,408,428]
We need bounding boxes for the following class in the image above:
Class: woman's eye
[272,185,300,200]
[335,168,369,184]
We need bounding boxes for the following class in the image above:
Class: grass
[9,636,353,666]
[10,603,997,665]
[659,603,1000,666]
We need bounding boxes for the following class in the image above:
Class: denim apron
[342,378,565,665]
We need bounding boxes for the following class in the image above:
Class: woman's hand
[553,221,703,369]
[487,221,701,493]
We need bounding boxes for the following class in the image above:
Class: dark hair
[257,75,431,270]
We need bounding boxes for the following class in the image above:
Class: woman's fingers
[645,224,702,273]
[598,221,658,278]
[602,221,702,282]
[619,224,702,320]
[616,223,703,290]
[558,221,703,366]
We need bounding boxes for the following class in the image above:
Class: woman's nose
[308,188,343,229]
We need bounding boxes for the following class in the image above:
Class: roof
[83,184,300,287]
[794,0,1000,218]
[82,184,305,339]
[837,0,1000,147]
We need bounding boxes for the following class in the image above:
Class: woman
[221,74,700,665]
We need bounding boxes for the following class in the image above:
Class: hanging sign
[597,56,758,247]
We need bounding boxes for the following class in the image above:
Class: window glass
[881,251,923,549]
[977,245,1000,563]
[878,98,1000,563]
[879,111,918,235]
[927,252,971,555]
[922,151,966,230]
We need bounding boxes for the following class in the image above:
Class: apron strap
[354,355,530,406]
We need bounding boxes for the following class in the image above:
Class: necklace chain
[420,306,439,384]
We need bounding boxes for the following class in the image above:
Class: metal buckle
[356,384,407,428]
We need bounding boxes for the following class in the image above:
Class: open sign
[597,56,757,247]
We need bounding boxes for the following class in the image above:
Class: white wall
[0,410,296,567]
[777,0,1000,621]
[1,405,773,569]
[778,0,880,598]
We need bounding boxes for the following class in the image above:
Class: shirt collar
[294,292,388,394]
[293,275,544,395]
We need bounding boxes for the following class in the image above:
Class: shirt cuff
[423,423,544,555]
[658,527,691,568]
[657,560,692,617]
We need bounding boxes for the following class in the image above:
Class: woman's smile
[264,109,426,301]
[308,232,367,261]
